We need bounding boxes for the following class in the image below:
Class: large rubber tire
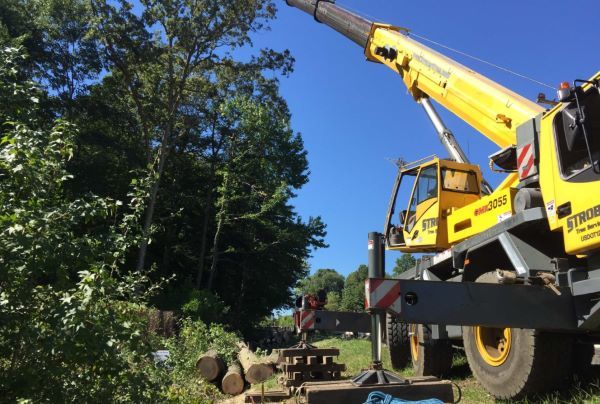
[462,272,573,399]
[410,323,453,377]
[386,312,410,370]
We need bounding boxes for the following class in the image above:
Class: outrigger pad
[302,377,454,404]
[352,369,407,386]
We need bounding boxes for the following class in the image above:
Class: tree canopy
[2,0,327,332]
[297,268,345,296]
[340,264,368,312]
[392,254,416,277]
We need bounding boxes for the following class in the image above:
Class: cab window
[406,165,438,233]
[554,88,600,178]
[441,168,479,194]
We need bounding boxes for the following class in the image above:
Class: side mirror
[400,210,407,225]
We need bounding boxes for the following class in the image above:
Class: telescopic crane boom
[286,0,544,151]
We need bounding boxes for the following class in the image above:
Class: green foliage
[71,0,326,332]
[2,0,327,361]
[298,268,345,295]
[0,46,162,402]
[392,254,416,277]
[0,46,42,123]
[162,319,240,402]
[340,264,368,312]
[181,289,230,324]
[0,0,329,399]
[325,291,342,311]
[273,314,294,328]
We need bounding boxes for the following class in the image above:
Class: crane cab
[385,157,483,253]
[538,73,600,255]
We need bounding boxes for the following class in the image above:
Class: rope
[335,1,555,90]
[363,391,445,404]
[408,32,555,90]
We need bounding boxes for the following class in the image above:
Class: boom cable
[335,1,555,90]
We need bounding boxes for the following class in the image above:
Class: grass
[254,336,600,403]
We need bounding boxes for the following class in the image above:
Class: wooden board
[278,348,339,357]
[244,390,291,403]
[302,378,454,404]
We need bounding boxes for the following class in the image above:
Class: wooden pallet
[277,347,345,389]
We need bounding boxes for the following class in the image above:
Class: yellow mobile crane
[288,0,600,399]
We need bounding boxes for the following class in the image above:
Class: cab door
[403,164,440,250]
[539,80,600,255]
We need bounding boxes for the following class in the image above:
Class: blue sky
[249,0,599,277]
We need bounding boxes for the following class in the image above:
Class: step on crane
[288,0,600,399]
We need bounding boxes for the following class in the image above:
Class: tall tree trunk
[162,223,174,276]
[206,210,223,291]
[207,173,228,291]
[197,120,221,288]
[195,189,213,288]
[136,129,170,272]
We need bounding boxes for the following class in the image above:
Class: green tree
[0,46,161,401]
[392,253,416,277]
[325,291,342,311]
[89,0,284,272]
[0,0,327,334]
[298,268,345,296]
[340,264,368,312]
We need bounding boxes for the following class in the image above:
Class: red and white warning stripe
[517,143,535,179]
[295,309,316,331]
[364,278,402,314]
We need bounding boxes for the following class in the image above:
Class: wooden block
[319,372,331,381]
[307,356,318,365]
[293,356,305,364]
[322,356,334,364]
[281,363,345,372]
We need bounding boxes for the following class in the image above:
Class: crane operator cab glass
[385,157,483,253]
[542,76,600,255]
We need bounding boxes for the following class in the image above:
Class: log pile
[195,344,279,396]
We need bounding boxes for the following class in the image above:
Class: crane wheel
[462,272,573,399]
[410,323,453,377]
[386,312,410,370]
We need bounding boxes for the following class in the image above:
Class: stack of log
[195,345,278,395]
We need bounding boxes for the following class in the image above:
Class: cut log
[222,362,245,395]
[238,346,274,384]
[196,349,226,381]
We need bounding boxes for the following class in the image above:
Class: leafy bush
[181,289,230,325]
[0,46,162,402]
